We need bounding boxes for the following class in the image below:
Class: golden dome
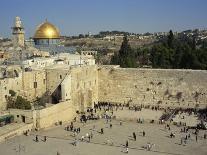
[33,21,60,39]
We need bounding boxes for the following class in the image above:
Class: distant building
[81,51,97,56]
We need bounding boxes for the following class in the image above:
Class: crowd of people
[30,101,207,155]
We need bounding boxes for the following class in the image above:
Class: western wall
[98,66,207,108]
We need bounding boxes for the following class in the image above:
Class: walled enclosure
[98,66,207,108]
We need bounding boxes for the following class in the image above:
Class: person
[70,125,73,131]
[36,135,38,142]
[120,121,122,126]
[72,138,77,146]
[184,138,187,144]
[143,131,146,137]
[188,133,191,139]
[73,131,77,137]
[88,135,91,142]
[101,128,104,134]
[204,133,206,139]
[86,133,89,139]
[133,132,136,141]
[196,135,198,142]
[44,136,47,142]
[125,147,129,153]
[126,140,128,148]
[146,142,151,151]
[81,136,85,141]
[110,124,112,128]
[137,118,141,123]
[66,125,69,131]
[170,133,174,138]
[24,130,27,136]
[78,127,81,133]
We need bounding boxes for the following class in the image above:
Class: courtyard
[0,108,206,155]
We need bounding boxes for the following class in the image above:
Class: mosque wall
[98,66,207,108]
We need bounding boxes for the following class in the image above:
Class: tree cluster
[7,96,31,110]
[111,30,207,70]
[111,35,137,68]
[150,30,207,69]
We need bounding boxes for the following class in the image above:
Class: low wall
[36,101,76,129]
[0,123,33,143]
[9,109,34,124]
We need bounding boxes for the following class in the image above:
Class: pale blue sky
[0,0,207,38]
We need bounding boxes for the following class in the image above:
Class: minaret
[12,16,25,47]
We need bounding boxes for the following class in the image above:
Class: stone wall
[0,123,33,143]
[46,66,70,94]
[36,101,76,129]
[0,69,46,110]
[0,75,22,110]
[70,65,98,111]
[45,65,98,111]
[9,109,34,124]
[98,66,207,108]
[22,70,46,101]
[9,101,76,129]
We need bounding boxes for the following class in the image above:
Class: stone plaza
[0,108,206,155]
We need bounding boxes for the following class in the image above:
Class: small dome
[33,21,60,39]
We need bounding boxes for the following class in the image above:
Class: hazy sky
[0,0,207,38]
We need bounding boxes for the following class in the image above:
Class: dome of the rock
[34,21,60,39]
[33,20,60,45]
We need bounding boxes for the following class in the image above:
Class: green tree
[9,90,16,97]
[111,35,137,68]
[15,96,31,110]
[167,30,174,48]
